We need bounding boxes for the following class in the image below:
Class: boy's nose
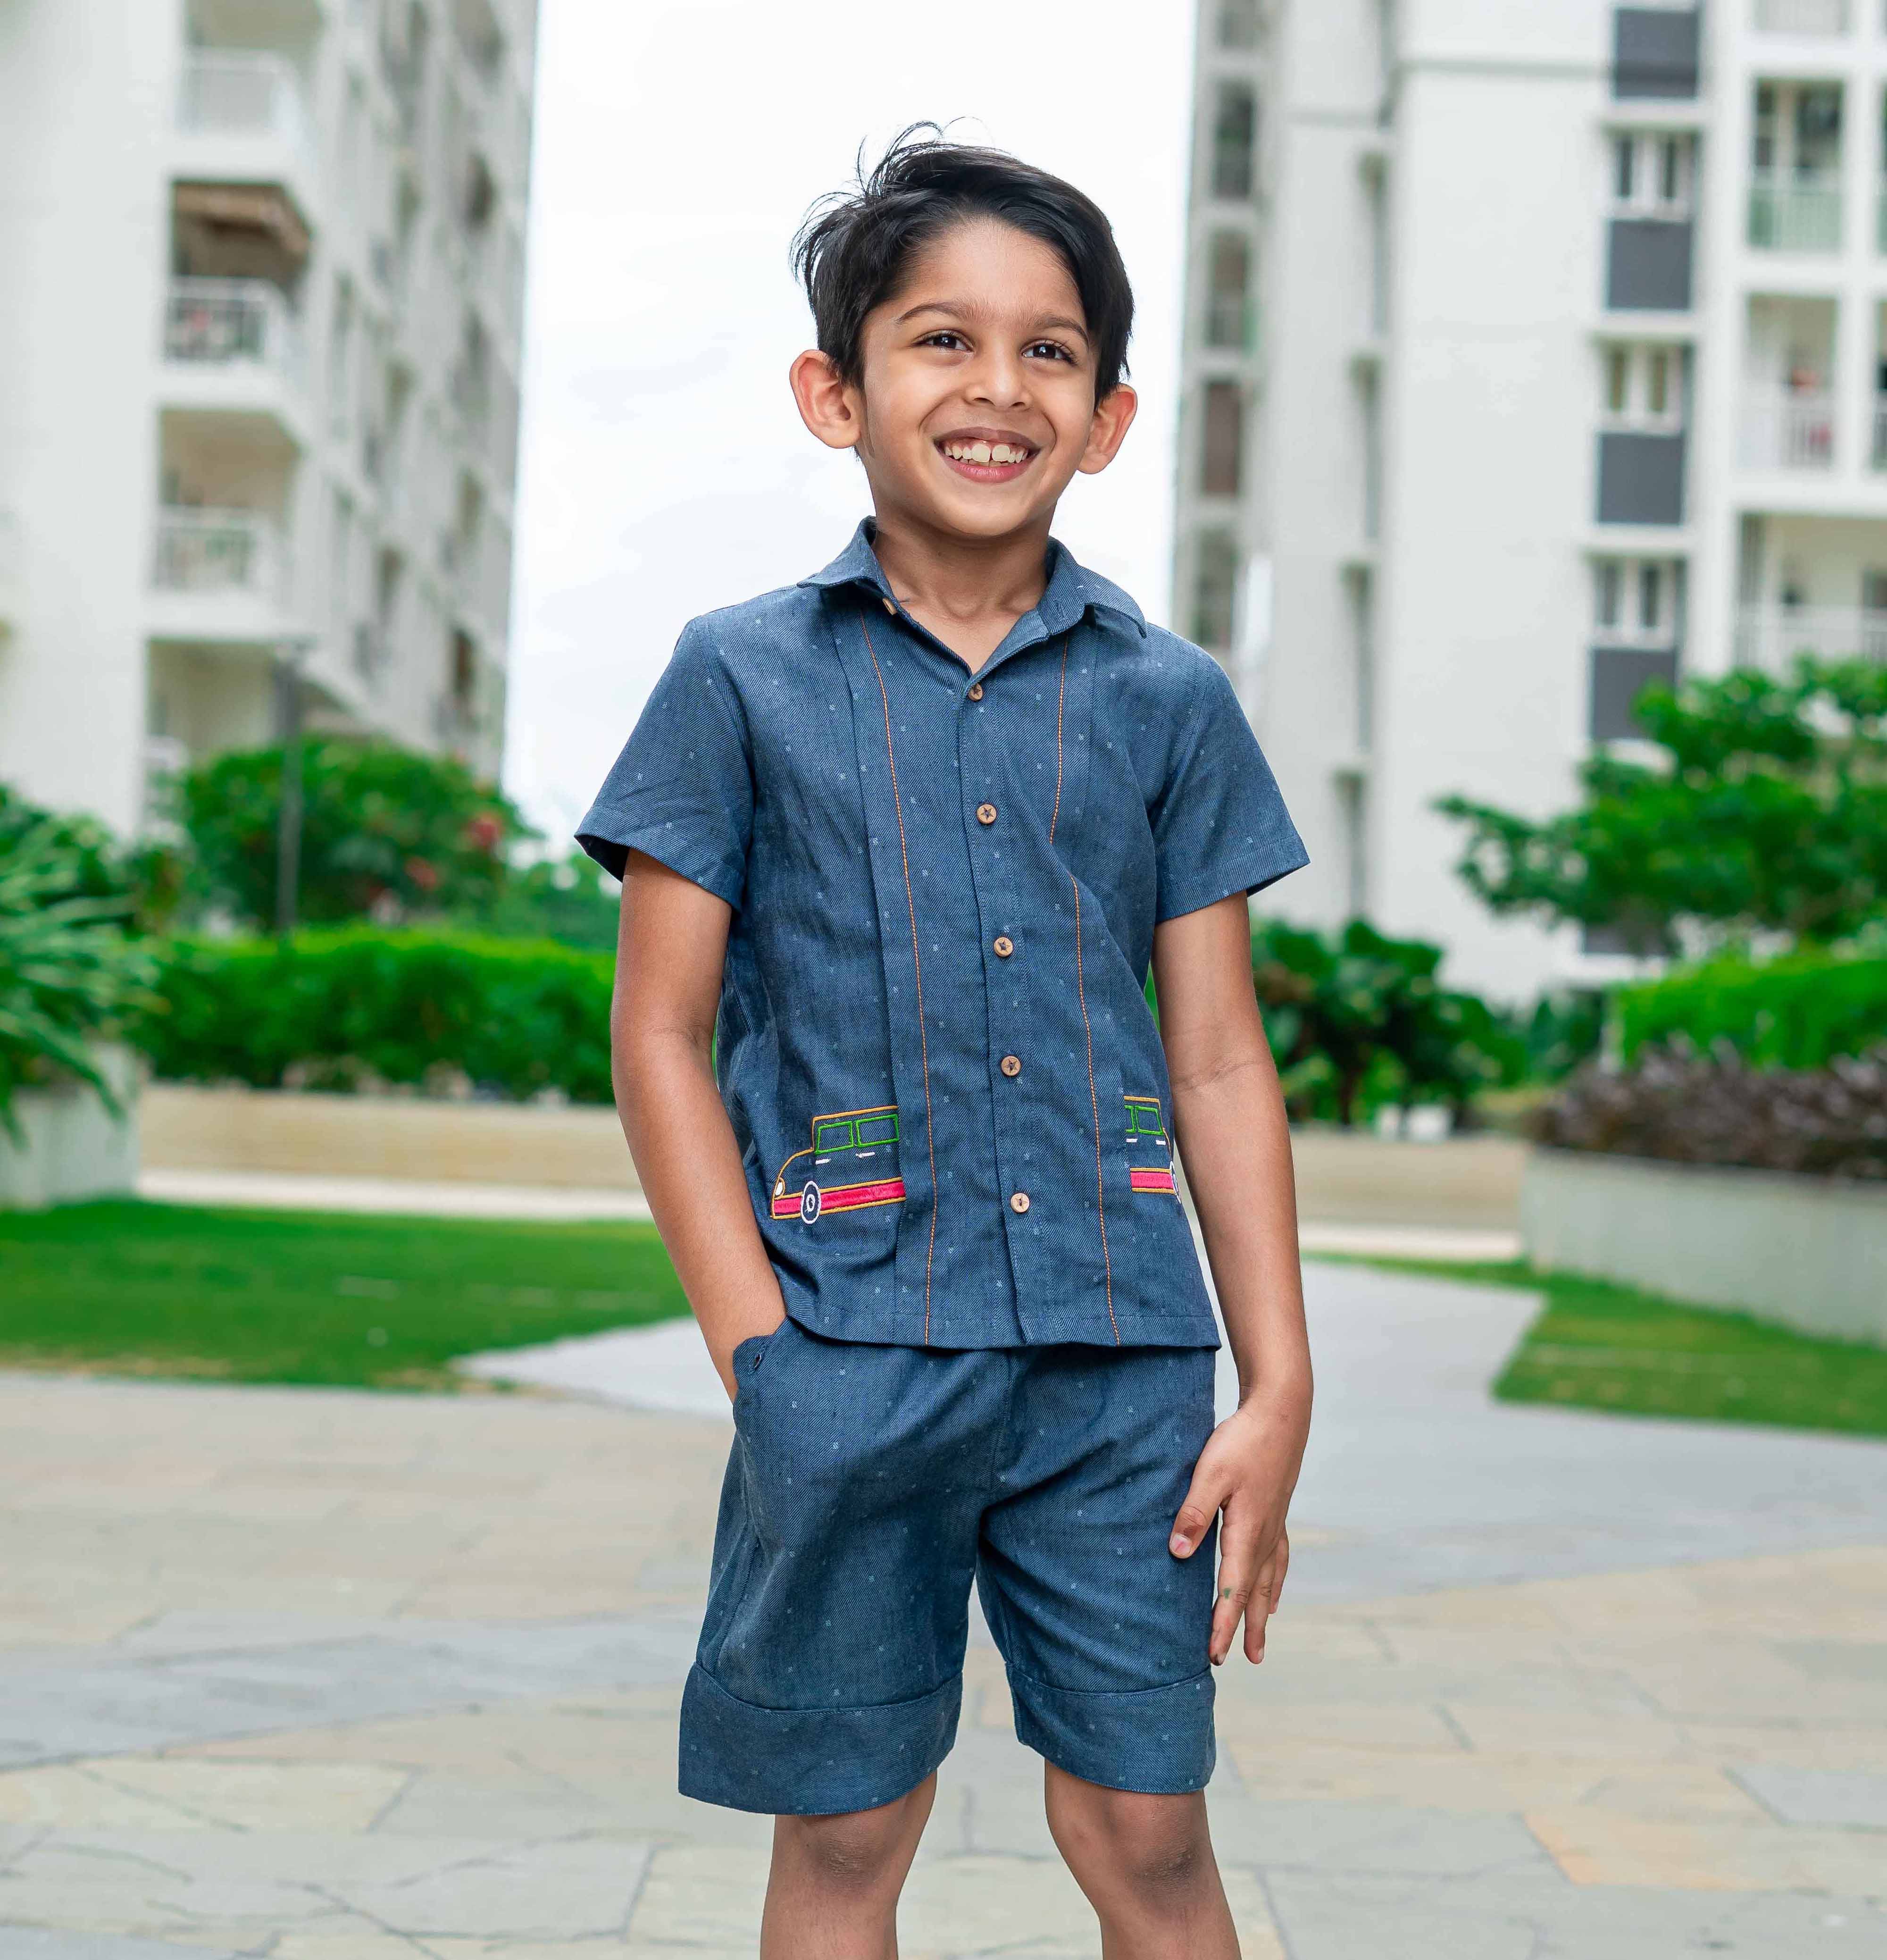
[965,351,1028,409]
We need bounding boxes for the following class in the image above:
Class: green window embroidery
[1124,1097,1167,1140]
[815,1120,857,1153]
[855,1114,899,1146]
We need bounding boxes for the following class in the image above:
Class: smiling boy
[579,134,1312,1959]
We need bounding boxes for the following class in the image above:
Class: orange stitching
[1052,637,1118,1343]
[859,610,940,1341]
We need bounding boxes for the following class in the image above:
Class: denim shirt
[578,524,1306,1349]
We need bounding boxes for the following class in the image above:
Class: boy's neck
[867,507,1054,671]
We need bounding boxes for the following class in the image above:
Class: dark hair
[791,126,1134,402]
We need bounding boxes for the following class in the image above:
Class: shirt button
[976,802,997,826]
[881,596,896,614]
[1010,1191,1031,1215]
[993,935,1014,958]
[967,681,984,701]
[1000,1054,1021,1078]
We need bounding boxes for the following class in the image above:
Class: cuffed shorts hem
[677,1662,962,1816]
[1007,1665,1217,1795]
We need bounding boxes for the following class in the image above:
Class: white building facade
[0,0,535,838]
[1174,0,1886,1000]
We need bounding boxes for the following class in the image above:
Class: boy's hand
[1168,1387,1310,1666]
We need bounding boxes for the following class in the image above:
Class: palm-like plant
[0,819,157,1140]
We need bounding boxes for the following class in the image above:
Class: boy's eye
[919,331,969,351]
[1024,340,1077,363]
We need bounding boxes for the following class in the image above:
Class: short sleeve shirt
[578,523,1306,1349]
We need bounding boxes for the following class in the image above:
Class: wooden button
[967,681,984,700]
[881,596,896,614]
[1000,1054,1021,1078]
[1009,1191,1031,1215]
[976,802,997,826]
[993,936,1014,958]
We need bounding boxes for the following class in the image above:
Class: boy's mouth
[935,431,1038,483]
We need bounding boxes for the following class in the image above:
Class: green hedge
[1618,952,1887,1071]
[142,929,615,1102]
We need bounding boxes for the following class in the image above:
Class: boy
[580,133,1312,1959]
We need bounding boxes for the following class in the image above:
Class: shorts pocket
[731,1320,789,1417]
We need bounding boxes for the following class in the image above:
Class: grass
[0,1200,693,1392]
[1311,1255,1887,1441]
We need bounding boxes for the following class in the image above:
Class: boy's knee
[777,1791,925,1894]
[1054,1783,1214,1897]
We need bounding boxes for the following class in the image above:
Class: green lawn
[1315,1256,1887,1440]
[0,1200,693,1391]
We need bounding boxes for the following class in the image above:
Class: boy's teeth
[945,440,1027,465]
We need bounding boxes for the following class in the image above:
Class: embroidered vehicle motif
[770,1106,905,1225]
[1124,1096,1177,1194]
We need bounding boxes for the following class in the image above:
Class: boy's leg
[762,1772,938,1960]
[1043,1763,1238,1960]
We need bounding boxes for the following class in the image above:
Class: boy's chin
[885,476,1057,539]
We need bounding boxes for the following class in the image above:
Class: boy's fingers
[1210,1532,1256,1666]
[1244,1546,1282,1661]
[1168,1463,1228,1558]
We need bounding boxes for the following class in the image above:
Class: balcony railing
[151,508,291,603]
[163,277,305,386]
[1736,604,1887,671]
[1753,0,1850,29]
[1747,176,1843,251]
[177,51,310,162]
[1205,294,1255,351]
[1739,385,1836,468]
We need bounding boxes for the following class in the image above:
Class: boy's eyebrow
[895,299,1091,341]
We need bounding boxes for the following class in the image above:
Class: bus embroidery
[771,1105,905,1225]
[1125,1095,1177,1194]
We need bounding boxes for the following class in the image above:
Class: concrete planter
[1521,1146,1887,1345]
[0,1049,140,1209]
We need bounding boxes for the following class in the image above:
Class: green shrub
[0,807,158,1136]
[142,928,614,1103]
[1619,952,1887,1070]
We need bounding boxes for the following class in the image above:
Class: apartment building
[0,0,535,838]
[1174,0,1887,998]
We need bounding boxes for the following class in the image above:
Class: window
[1191,530,1240,650]
[1610,132,1692,215]
[1598,343,1685,429]
[1205,232,1252,350]
[815,1121,855,1153]
[1217,0,1259,47]
[855,1114,898,1146]
[1593,557,1683,645]
[1201,382,1244,496]
[1211,84,1258,200]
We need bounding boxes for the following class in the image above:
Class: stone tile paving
[0,1263,1882,1957]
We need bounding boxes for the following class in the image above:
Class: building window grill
[1192,531,1240,651]
[1201,380,1245,496]
[1204,232,1253,350]
[1211,84,1258,200]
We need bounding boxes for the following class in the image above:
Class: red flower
[465,812,504,851]
[406,856,441,891]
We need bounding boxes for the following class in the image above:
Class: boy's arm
[1152,893,1313,1667]
[611,848,787,1399]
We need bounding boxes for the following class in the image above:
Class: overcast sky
[502,0,1197,845]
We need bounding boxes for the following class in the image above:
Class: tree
[1251,919,1520,1127]
[181,741,530,930]
[1438,659,1887,951]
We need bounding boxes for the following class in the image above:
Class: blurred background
[1,4,1885,1953]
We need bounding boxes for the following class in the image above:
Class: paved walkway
[2,1263,1885,1957]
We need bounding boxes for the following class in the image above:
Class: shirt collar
[800,520,1148,639]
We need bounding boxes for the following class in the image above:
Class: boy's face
[791,218,1136,542]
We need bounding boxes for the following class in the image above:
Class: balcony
[152,508,292,605]
[1747,175,1843,251]
[164,277,305,384]
[1752,0,1849,29]
[1740,386,1835,468]
[176,51,312,174]
[1736,603,1887,671]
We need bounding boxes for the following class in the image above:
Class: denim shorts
[678,1318,1219,1816]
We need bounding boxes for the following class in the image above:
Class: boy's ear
[790,349,862,452]
[1076,383,1138,477]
